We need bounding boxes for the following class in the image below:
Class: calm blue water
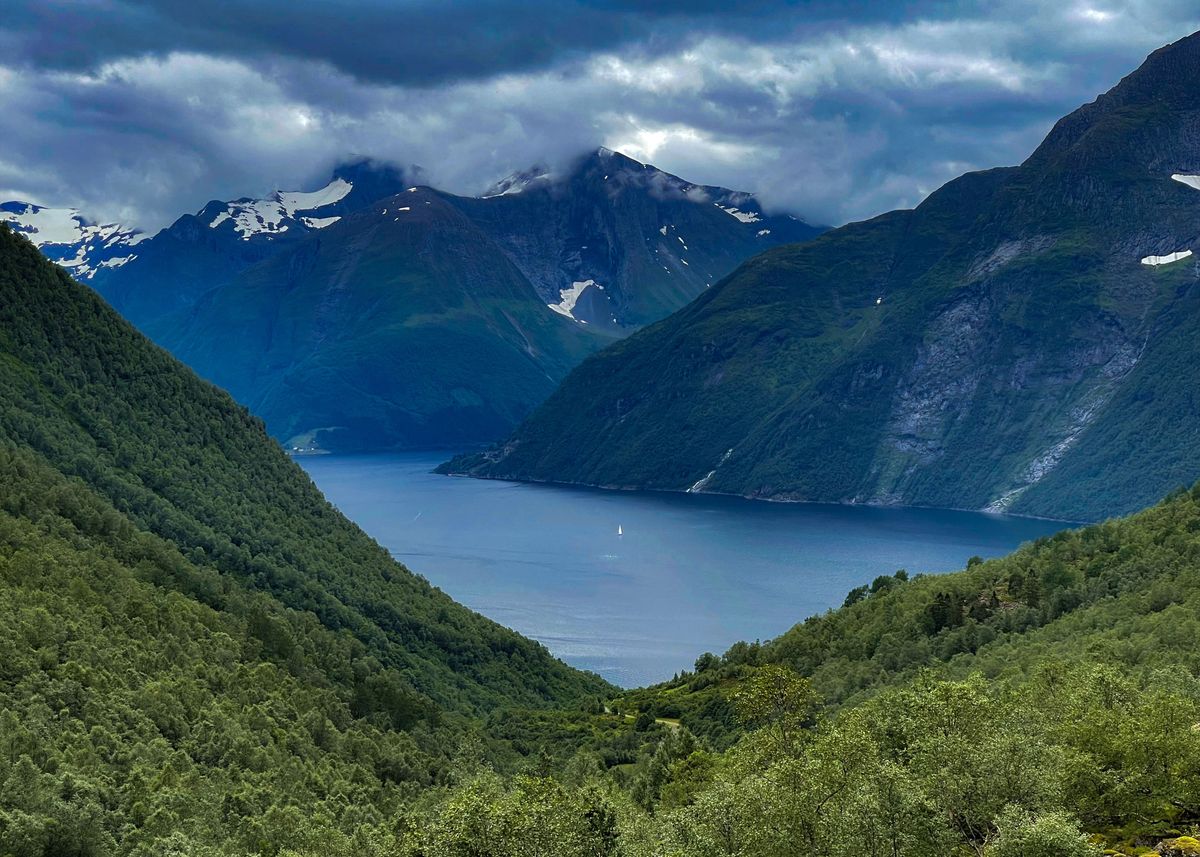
[300,452,1068,688]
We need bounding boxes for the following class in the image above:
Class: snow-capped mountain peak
[206,177,355,240]
[0,201,146,280]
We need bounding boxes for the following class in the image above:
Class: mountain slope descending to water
[446,148,824,330]
[7,220,1200,855]
[620,481,1200,743]
[0,222,609,713]
[446,32,1200,523]
[150,189,612,451]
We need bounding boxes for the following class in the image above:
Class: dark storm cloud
[5,0,923,86]
[1,1,1199,232]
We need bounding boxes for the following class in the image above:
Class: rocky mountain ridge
[444,31,1200,523]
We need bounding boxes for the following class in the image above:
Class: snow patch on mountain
[210,178,354,240]
[483,166,555,198]
[715,204,761,224]
[0,201,146,280]
[1141,250,1192,265]
[301,215,341,229]
[548,279,602,321]
[277,178,352,213]
[1171,174,1200,191]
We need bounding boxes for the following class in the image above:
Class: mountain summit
[447,148,822,328]
[150,187,611,452]
[445,31,1200,522]
[79,159,413,327]
[32,149,820,452]
[0,201,146,280]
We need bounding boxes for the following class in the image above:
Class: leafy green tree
[729,665,817,749]
[986,807,1099,857]
[843,585,869,607]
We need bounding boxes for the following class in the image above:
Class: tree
[729,665,817,750]
[986,807,1099,857]
[843,585,869,608]
[871,575,898,594]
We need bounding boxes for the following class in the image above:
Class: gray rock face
[883,294,989,466]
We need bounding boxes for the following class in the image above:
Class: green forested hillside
[620,483,1200,747]
[0,222,617,853]
[446,31,1200,523]
[0,446,438,855]
[406,484,1200,857]
[0,223,606,714]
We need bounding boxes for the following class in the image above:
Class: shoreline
[437,468,1092,526]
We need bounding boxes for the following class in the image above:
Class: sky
[2,1,1199,232]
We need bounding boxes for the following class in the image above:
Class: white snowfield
[2,203,93,245]
[0,202,146,279]
[1171,174,1200,191]
[481,183,527,199]
[0,203,144,249]
[548,279,602,321]
[300,216,341,229]
[715,203,761,224]
[1141,250,1193,266]
[209,178,353,240]
[277,178,351,213]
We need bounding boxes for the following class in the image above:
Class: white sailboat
[617,525,623,536]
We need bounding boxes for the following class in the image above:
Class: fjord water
[300,452,1067,687]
